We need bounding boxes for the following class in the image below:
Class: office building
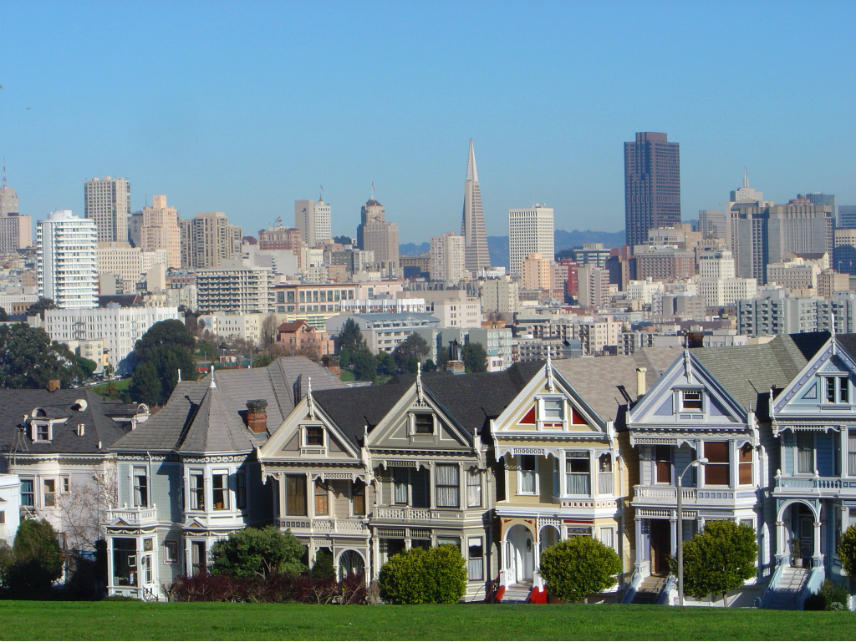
[37,210,98,309]
[429,232,466,282]
[0,167,19,217]
[294,198,332,247]
[356,196,398,275]
[84,177,130,243]
[520,252,554,292]
[508,205,554,277]
[624,132,680,248]
[838,205,856,229]
[181,212,242,269]
[0,214,32,253]
[461,139,490,274]
[140,195,181,269]
[577,264,610,309]
[479,275,519,317]
[804,192,837,226]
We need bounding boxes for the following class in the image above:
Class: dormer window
[543,399,564,421]
[304,426,324,447]
[413,413,434,435]
[824,376,849,404]
[31,422,52,443]
[681,390,703,411]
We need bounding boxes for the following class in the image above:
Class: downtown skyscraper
[84,176,131,243]
[624,132,680,248]
[461,139,490,275]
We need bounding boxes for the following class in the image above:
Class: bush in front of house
[3,519,64,598]
[210,526,306,579]
[538,537,622,603]
[378,545,467,604]
[803,580,851,611]
[838,524,856,579]
[167,571,367,604]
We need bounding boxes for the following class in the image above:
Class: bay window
[738,444,753,485]
[518,456,536,495]
[314,480,329,515]
[849,429,856,476]
[565,452,590,495]
[212,472,229,510]
[704,442,730,485]
[436,464,459,508]
[466,469,481,507]
[285,475,307,516]
[796,432,814,474]
[189,472,205,510]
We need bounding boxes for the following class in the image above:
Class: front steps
[632,575,667,604]
[764,567,809,610]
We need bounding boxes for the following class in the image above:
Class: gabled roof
[0,387,138,455]
[111,357,346,454]
[277,320,310,333]
[310,362,544,448]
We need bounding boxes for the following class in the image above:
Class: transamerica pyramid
[461,138,490,274]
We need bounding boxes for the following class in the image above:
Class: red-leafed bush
[167,572,367,604]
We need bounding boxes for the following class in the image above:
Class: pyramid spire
[461,138,490,274]
[466,138,479,183]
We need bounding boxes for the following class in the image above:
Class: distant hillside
[400,229,625,268]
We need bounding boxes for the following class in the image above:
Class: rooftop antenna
[319,184,324,201]
[370,181,375,200]
[743,166,749,188]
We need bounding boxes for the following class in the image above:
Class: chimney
[635,367,647,398]
[47,379,61,392]
[246,399,268,434]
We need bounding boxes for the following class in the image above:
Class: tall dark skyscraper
[624,132,681,248]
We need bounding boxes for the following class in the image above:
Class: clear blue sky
[2,1,855,243]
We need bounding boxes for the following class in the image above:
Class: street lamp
[676,457,707,607]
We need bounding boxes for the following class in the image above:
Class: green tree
[392,333,429,373]
[675,520,757,605]
[376,351,396,377]
[0,307,7,322]
[7,519,63,596]
[461,342,487,373]
[539,536,622,603]
[210,526,306,579]
[25,297,56,320]
[129,320,196,405]
[311,548,335,579]
[351,348,377,381]
[423,358,437,372]
[337,318,365,353]
[75,355,98,379]
[838,524,856,578]
[0,323,84,389]
[378,545,466,604]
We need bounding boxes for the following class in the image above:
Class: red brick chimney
[246,399,268,433]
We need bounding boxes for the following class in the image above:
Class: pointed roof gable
[177,379,257,454]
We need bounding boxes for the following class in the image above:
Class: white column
[729,439,737,489]
[840,429,848,477]
[634,517,643,572]
[559,450,566,498]
[106,536,114,591]
[307,473,315,519]
[136,537,144,591]
[776,520,785,560]
[842,505,850,532]
[591,451,598,498]
[458,462,465,510]
[371,530,380,581]
[669,515,677,557]
[813,519,822,563]
[429,462,436,510]
[500,534,508,584]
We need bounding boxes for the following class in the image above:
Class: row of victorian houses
[1,332,855,605]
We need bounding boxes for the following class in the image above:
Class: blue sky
[2,1,855,242]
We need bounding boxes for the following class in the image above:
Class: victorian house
[768,331,856,589]
[103,357,343,599]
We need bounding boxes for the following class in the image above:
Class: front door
[650,520,670,576]
[799,515,813,564]
[507,526,533,584]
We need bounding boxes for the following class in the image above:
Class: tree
[261,314,279,348]
[838,524,856,579]
[129,320,196,405]
[0,323,84,389]
[351,348,377,381]
[25,297,56,320]
[0,307,7,322]
[378,545,466,604]
[392,333,429,373]
[539,537,622,603]
[210,526,306,579]
[75,355,98,379]
[7,519,63,596]
[675,520,757,605]
[56,470,117,551]
[461,342,487,373]
[337,318,365,353]
[376,351,396,377]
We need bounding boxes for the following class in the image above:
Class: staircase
[632,576,666,604]
[765,567,808,610]
[500,582,534,603]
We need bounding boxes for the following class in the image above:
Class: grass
[0,601,853,640]
[89,378,131,399]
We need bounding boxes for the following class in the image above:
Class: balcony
[276,517,369,535]
[773,476,856,497]
[105,506,159,528]
[632,485,753,507]
[373,506,464,522]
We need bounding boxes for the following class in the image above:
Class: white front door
[508,526,533,583]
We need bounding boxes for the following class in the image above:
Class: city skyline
[2,2,856,242]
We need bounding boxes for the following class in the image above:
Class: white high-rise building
[84,177,131,243]
[37,210,98,309]
[429,232,466,282]
[294,198,332,247]
[508,205,554,277]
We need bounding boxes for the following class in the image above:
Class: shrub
[378,545,467,604]
[210,526,306,579]
[7,519,63,597]
[167,572,367,604]
[539,537,622,603]
[806,580,852,611]
[311,549,335,579]
[838,524,856,578]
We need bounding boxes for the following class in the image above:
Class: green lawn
[0,601,852,640]
[89,378,131,399]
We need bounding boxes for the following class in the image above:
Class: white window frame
[189,470,205,511]
[467,536,484,581]
[823,375,849,404]
[212,470,229,511]
[132,466,148,508]
[43,478,56,507]
[303,425,325,448]
[466,468,482,508]
[795,432,815,476]
[599,526,615,552]
[517,455,538,496]
[32,421,52,443]
[537,395,565,430]
[679,388,704,412]
[164,540,178,564]
[411,412,435,436]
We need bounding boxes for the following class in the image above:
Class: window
[599,527,614,551]
[414,413,433,434]
[164,540,178,564]
[212,472,229,510]
[681,390,703,410]
[286,475,307,516]
[655,445,672,483]
[351,481,365,515]
[393,469,409,504]
[518,456,536,495]
[305,426,324,446]
[566,452,591,495]
[797,432,814,474]
[43,479,56,507]
[236,471,247,509]
[61,476,70,493]
[704,442,730,485]
[436,464,459,508]
[314,479,329,515]
[189,472,205,510]
[824,376,849,403]
[566,526,592,538]
[467,469,481,507]
[33,422,51,442]
[849,429,856,476]
[20,478,34,507]
[191,541,206,576]
[739,444,753,485]
[133,466,148,507]
[542,398,563,422]
[437,537,460,550]
[467,537,484,581]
